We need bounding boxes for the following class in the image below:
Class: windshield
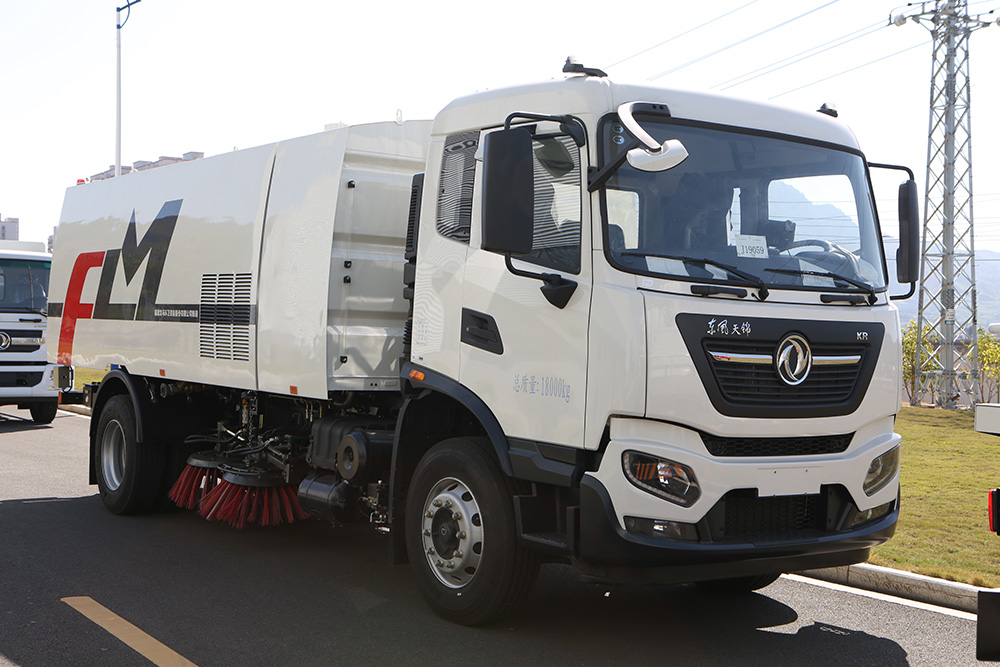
[0,259,50,313]
[600,116,887,295]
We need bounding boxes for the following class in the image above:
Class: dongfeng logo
[775,334,812,386]
[0,332,10,350]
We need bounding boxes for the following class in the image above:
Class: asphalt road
[0,407,983,666]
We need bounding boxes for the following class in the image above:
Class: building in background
[0,216,19,241]
[89,152,203,181]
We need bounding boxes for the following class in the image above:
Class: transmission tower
[896,1,996,409]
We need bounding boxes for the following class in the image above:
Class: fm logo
[57,199,181,365]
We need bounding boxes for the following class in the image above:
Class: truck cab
[0,241,74,423]
[403,73,916,597]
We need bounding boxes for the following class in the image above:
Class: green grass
[869,406,1000,588]
[73,367,107,392]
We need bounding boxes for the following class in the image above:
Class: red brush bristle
[248,486,263,523]
[168,465,202,509]
[282,485,311,521]
[263,489,277,527]
[199,480,237,522]
[278,485,294,521]
[195,479,310,528]
[169,465,225,510]
[168,465,207,509]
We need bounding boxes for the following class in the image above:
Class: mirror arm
[502,112,587,147]
[890,283,916,301]
[587,139,640,192]
[868,162,915,180]
[869,161,920,300]
[618,102,664,152]
[504,253,578,309]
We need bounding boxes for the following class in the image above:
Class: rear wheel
[29,401,58,424]
[406,437,539,625]
[94,395,164,515]
[696,573,781,593]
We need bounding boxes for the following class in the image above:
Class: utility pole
[116,0,142,178]
[895,0,996,409]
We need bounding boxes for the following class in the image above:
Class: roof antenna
[563,56,607,78]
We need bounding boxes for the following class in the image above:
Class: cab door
[459,124,591,449]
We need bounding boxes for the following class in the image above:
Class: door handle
[461,309,504,355]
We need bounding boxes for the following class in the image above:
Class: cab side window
[436,132,478,243]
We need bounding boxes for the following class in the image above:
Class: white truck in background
[48,62,920,624]
[0,241,76,423]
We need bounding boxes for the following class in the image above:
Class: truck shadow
[0,495,911,666]
[516,568,910,666]
[0,409,62,431]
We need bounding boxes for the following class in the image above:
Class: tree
[977,326,1000,404]
[902,319,938,405]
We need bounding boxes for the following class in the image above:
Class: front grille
[0,372,43,388]
[722,490,822,541]
[0,329,43,354]
[705,339,866,407]
[701,432,853,457]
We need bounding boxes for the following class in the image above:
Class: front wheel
[405,437,539,625]
[29,401,58,424]
[94,395,164,515]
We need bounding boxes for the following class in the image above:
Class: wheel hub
[419,477,484,589]
[431,511,460,558]
[100,418,126,492]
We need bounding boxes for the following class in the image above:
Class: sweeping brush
[196,467,311,529]
[168,451,233,510]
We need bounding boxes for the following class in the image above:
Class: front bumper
[573,474,897,584]
[568,417,900,584]
[0,363,66,405]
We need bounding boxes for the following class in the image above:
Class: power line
[606,0,761,70]
[714,21,886,91]
[768,41,926,99]
[649,0,842,81]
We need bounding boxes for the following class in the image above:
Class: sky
[1,0,998,250]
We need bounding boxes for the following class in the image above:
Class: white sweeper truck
[48,61,919,624]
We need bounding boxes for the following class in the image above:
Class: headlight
[863,446,900,496]
[622,451,701,507]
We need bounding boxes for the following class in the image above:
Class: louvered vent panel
[200,273,252,362]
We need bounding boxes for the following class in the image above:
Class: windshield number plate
[734,235,768,259]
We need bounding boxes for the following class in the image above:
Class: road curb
[55,405,988,615]
[800,563,984,614]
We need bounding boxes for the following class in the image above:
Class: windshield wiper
[764,267,877,305]
[623,252,769,301]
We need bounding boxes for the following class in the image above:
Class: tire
[29,401,58,424]
[405,437,539,625]
[94,395,164,515]
[696,572,781,594]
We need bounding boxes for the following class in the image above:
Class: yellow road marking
[61,596,199,667]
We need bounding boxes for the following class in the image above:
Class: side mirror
[627,139,689,173]
[896,179,920,284]
[617,102,689,173]
[481,127,534,255]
